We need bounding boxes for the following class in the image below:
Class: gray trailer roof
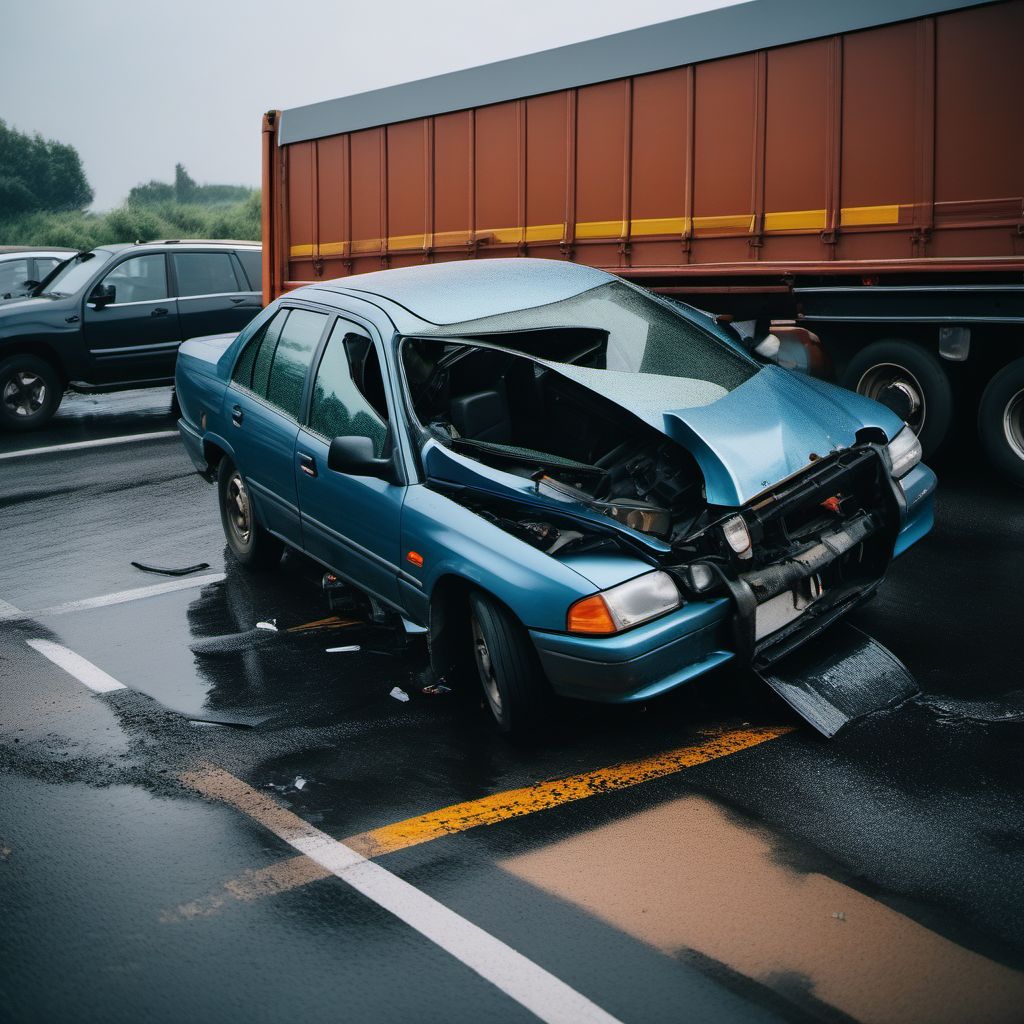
[278,0,988,145]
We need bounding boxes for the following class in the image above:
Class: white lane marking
[0,430,178,461]
[187,766,623,1024]
[36,574,225,617]
[0,598,24,622]
[26,639,126,693]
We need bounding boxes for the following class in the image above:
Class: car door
[81,253,182,382]
[294,316,405,606]
[226,304,330,548]
[171,250,261,342]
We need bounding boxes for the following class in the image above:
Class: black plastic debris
[755,623,918,737]
[131,560,211,577]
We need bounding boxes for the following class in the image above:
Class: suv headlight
[567,571,681,635]
[886,425,922,479]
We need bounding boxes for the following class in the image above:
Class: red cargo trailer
[262,0,1024,480]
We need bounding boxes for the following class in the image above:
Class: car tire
[217,458,283,570]
[468,591,550,735]
[0,354,63,432]
[978,357,1024,488]
[841,340,953,459]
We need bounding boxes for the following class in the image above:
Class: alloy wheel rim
[1003,388,1024,462]
[856,362,926,434]
[471,613,503,717]
[3,371,46,418]
[226,472,252,546]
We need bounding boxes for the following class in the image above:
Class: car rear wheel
[217,458,283,569]
[841,340,953,459]
[468,591,550,735]
[978,357,1024,488]
[0,354,63,432]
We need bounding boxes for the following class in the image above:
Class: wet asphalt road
[1,386,1023,1024]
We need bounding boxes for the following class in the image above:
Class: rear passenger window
[173,253,240,297]
[232,310,286,390]
[308,321,389,455]
[265,309,329,418]
[235,250,261,291]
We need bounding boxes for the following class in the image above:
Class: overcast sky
[1,0,739,210]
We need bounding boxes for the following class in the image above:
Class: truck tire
[0,354,63,432]
[217,458,283,569]
[841,341,953,458]
[468,591,550,735]
[978,357,1024,487]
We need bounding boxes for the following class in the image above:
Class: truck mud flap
[754,623,917,737]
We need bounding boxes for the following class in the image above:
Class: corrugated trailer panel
[266,0,1023,302]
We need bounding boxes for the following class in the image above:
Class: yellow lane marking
[289,203,913,257]
[165,725,792,922]
[503,796,1024,1024]
[179,766,623,1023]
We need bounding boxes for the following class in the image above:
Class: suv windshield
[37,249,114,297]
[412,280,757,392]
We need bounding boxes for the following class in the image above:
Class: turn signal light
[567,594,617,635]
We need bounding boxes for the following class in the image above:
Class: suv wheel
[468,591,550,735]
[0,354,63,432]
[217,458,283,569]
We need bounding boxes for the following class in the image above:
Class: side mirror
[21,279,39,290]
[327,435,395,482]
[89,283,116,308]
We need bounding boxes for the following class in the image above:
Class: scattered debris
[326,645,361,653]
[390,686,410,703]
[131,560,211,577]
[286,615,361,634]
[421,683,452,696]
[832,911,847,922]
[294,776,307,791]
[255,620,278,632]
[0,841,11,861]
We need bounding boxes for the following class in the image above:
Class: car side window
[231,310,286,390]
[172,253,240,297]
[95,254,168,304]
[263,309,329,419]
[308,320,389,456]
[235,250,261,291]
[0,258,31,295]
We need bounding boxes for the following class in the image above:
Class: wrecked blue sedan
[175,259,935,734]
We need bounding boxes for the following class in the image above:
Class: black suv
[0,240,262,431]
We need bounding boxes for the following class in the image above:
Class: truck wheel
[0,354,63,432]
[468,591,550,735]
[217,458,283,569]
[842,340,953,458]
[978,358,1024,487]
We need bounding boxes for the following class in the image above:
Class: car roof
[129,239,260,249]
[310,258,612,327]
[0,246,76,256]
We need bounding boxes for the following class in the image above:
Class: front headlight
[886,425,922,479]
[567,571,681,635]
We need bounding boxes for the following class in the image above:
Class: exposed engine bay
[403,332,901,654]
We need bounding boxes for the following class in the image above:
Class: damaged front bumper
[530,448,936,705]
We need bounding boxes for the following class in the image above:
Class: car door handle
[298,452,317,478]
[151,307,169,317]
[231,404,243,426]
[230,297,245,305]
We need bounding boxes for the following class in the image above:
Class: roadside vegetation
[0,122,259,248]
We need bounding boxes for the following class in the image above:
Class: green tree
[0,120,93,215]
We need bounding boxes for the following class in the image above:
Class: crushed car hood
[548,361,905,506]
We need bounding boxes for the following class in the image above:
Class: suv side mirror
[89,283,116,308]
[327,435,395,482]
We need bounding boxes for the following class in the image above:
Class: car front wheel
[468,591,550,735]
[217,458,283,569]
[0,354,63,432]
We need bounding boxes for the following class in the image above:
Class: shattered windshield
[410,280,757,391]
